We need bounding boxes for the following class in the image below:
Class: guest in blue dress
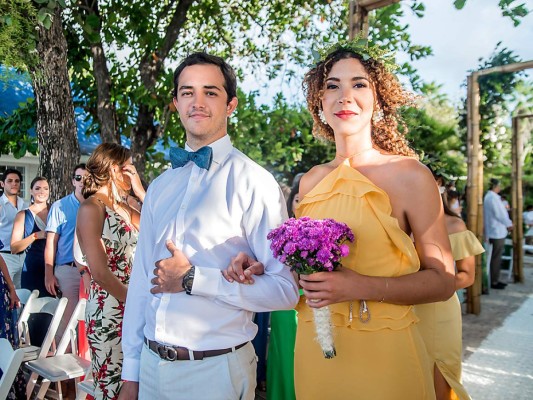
[10,177,51,297]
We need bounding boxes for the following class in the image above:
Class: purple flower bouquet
[267,217,355,358]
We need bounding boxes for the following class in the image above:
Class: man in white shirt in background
[0,169,28,288]
[120,52,299,400]
[483,178,513,290]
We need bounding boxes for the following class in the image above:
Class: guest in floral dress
[76,143,145,400]
[0,248,25,400]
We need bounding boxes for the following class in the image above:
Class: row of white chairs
[1,289,94,400]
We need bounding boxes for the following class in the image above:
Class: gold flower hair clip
[311,35,399,72]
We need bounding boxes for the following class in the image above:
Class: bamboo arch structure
[348,0,400,39]
[466,61,533,314]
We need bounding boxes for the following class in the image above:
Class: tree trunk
[91,40,118,143]
[30,7,79,203]
[131,0,195,177]
[81,0,119,144]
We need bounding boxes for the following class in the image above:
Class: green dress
[266,308,297,400]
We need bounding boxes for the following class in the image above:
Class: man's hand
[222,252,264,284]
[118,381,139,400]
[45,272,59,296]
[150,240,191,294]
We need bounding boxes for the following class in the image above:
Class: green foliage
[0,0,67,70]
[454,0,529,26]
[458,43,525,174]
[0,0,39,68]
[231,90,334,183]
[369,1,433,90]
[405,87,465,182]
[0,97,38,158]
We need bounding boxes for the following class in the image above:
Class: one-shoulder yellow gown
[294,161,435,400]
[415,230,484,400]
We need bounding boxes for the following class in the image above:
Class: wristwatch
[182,265,195,295]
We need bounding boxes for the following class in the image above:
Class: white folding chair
[16,289,39,345]
[75,368,95,400]
[15,288,33,305]
[18,296,68,362]
[26,299,91,400]
[501,238,514,282]
[0,338,25,400]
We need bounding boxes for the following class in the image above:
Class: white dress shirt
[483,190,512,239]
[0,194,27,252]
[122,135,299,381]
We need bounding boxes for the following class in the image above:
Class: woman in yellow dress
[294,41,456,399]
[415,182,484,400]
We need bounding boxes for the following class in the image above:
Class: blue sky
[400,0,533,103]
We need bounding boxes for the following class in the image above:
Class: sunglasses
[73,175,83,182]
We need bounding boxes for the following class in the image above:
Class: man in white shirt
[120,52,299,400]
[483,178,513,289]
[0,169,28,288]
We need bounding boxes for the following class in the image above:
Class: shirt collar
[1,193,24,208]
[184,135,233,168]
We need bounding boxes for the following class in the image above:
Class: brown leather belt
[144,337,247,361]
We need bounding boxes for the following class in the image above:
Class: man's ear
[173,97,179,110]
[226,97,238,116]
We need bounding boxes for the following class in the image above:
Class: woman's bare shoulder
[445,214,467,234]
[299,163,335,198]
[78,197,105,217]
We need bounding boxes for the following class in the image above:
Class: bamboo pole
[466,72,482,315]
[465,61,533,314]
[349,0,400,39]
[511,114,533,283]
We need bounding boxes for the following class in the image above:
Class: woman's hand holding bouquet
[268,217,355,359]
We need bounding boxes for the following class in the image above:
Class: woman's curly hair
[83,143,132,199]
[303,49,417,157]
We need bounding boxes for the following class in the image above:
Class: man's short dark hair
[73,163,87,177]
[489,178,500,190]
[173,52,237,104]
[1,168,22,183]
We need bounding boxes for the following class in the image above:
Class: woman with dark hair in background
[416,177,484,400]
[11,177,51,297]
[77,143,145,400]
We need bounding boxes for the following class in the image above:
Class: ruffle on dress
[449,230,485,261]
[295,160,421,331]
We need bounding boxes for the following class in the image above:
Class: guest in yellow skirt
[415,180,484,400]
[293,40,456,399]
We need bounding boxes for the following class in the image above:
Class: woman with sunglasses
[11,176,51,297]
[76,143,144,400]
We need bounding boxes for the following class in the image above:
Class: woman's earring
[318,109,328,125]
[372,109,384,124]
[111,180,122,204]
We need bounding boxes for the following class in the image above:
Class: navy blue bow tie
[169,146,213,170]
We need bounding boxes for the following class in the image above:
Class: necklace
[336,147,374,160]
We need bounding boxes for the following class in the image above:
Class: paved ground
[462,257,533,400]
